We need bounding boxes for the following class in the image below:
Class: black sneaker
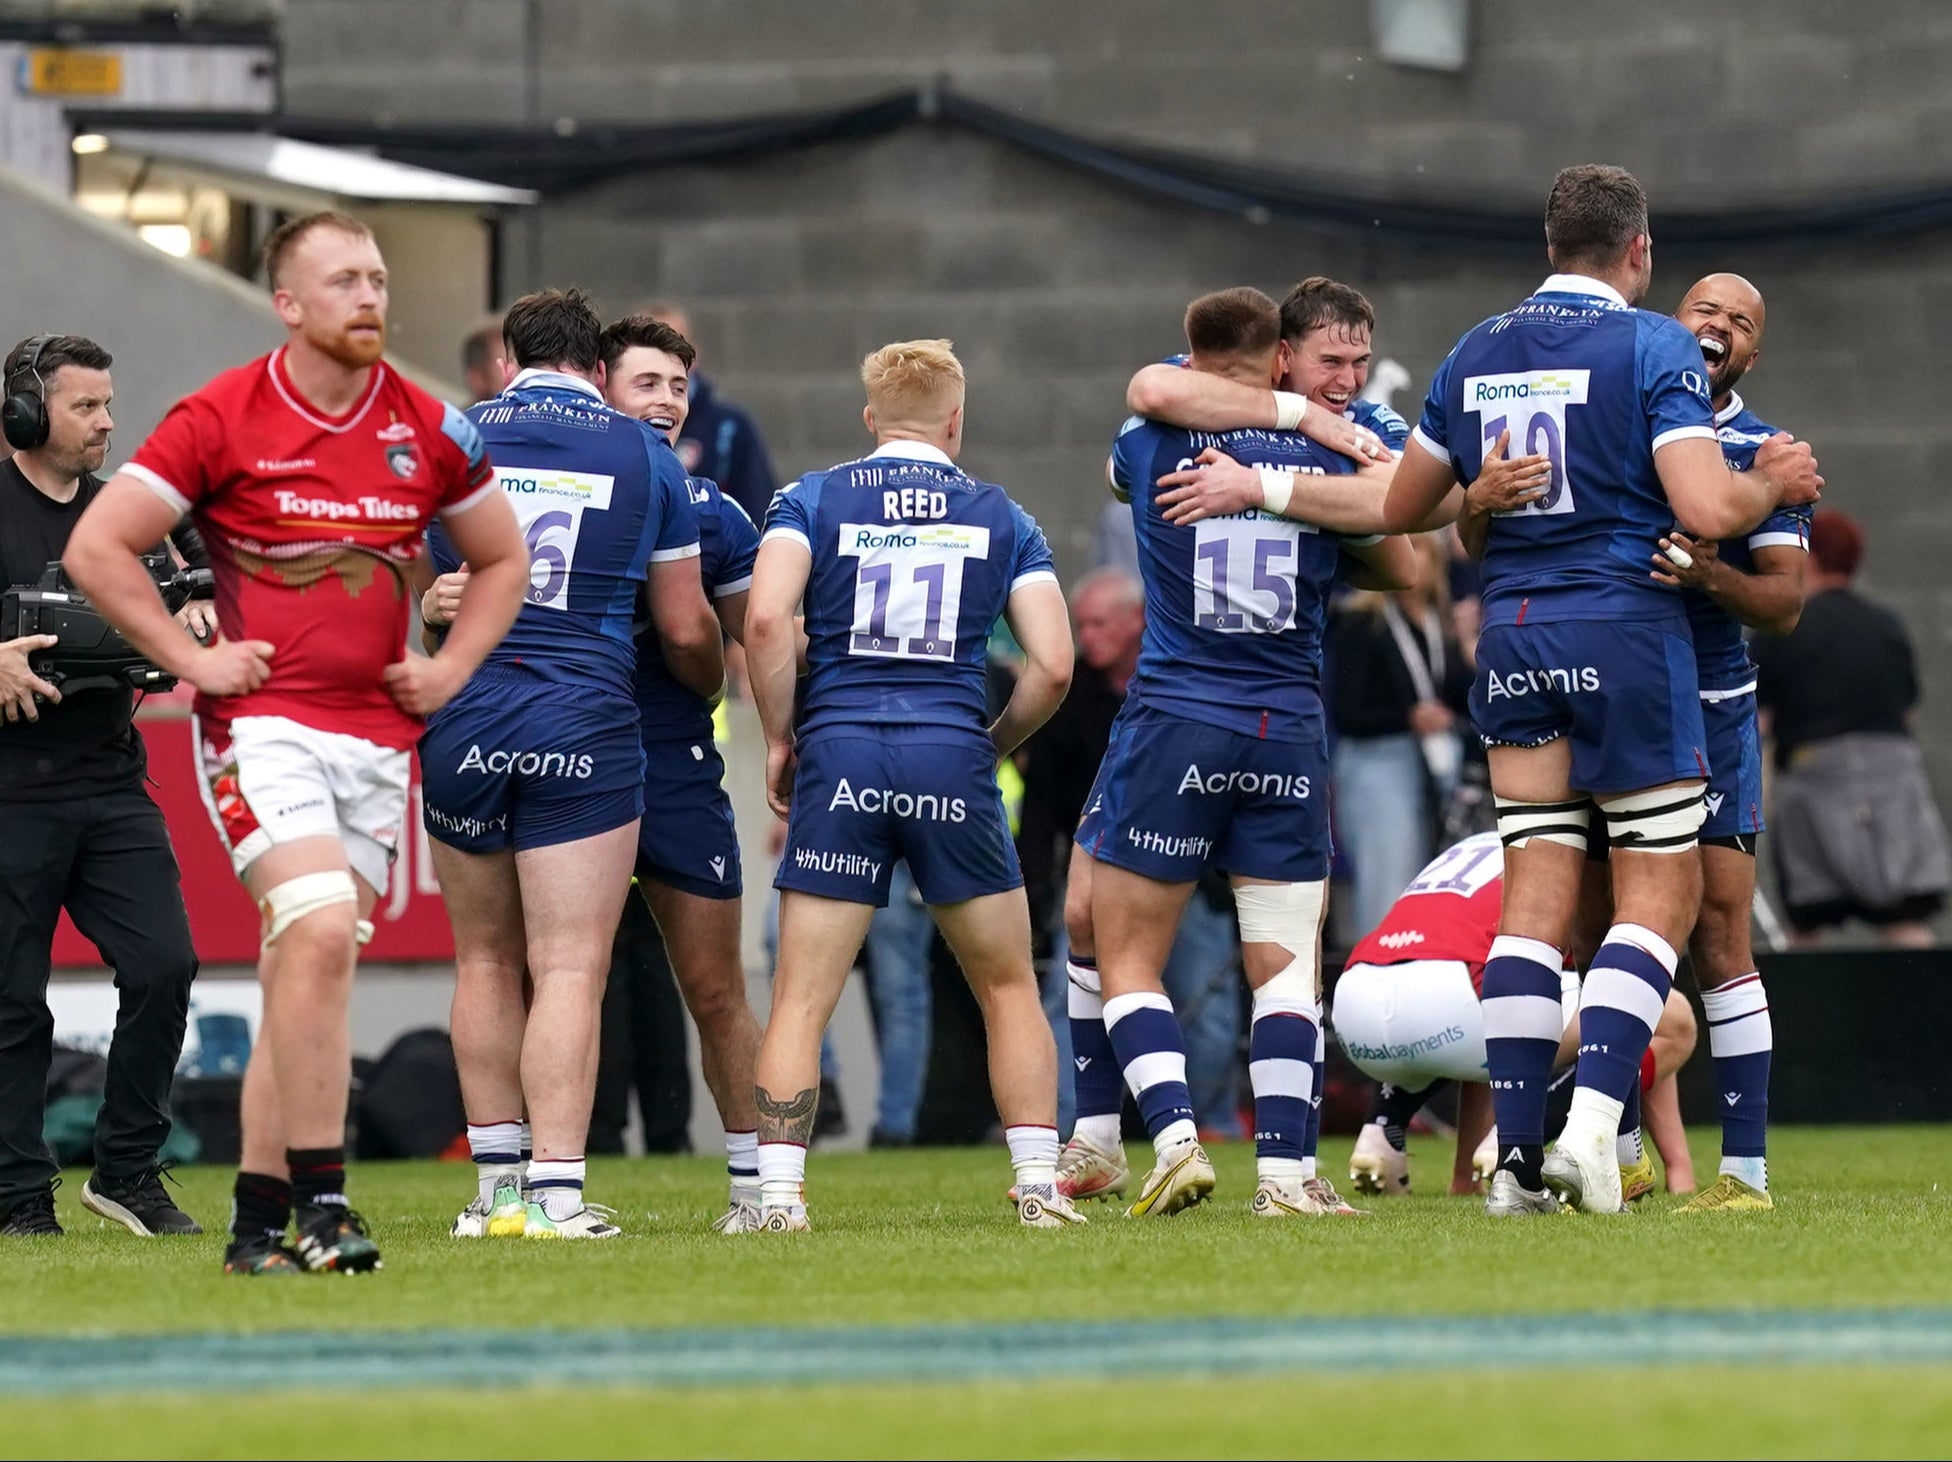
[293,1204,382,1273]
[82,1165,203,1236]
[0,1182,62,1237]
[222,1230,304,1276]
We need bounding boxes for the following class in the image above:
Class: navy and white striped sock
[1575,924,1676,1104]
[1067,957,1123,1150]
[526,1157,585,1221]
[1703,972,1771,1190]
[1103,991,1198,1154]
[1482,934,1566,1190]
[1248,984,1316,1182]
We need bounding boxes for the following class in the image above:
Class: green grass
[8,1127,1948,1337]
[5,1126,1950,1458]
[9,1370,1952,1460]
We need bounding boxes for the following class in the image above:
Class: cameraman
[0,334,202,1238]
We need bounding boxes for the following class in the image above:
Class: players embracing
[1383,165,1820,1215]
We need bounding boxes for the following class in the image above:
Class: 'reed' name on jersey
[761,440,1055,739]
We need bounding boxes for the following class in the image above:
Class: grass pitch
[3,1126,1948,1458]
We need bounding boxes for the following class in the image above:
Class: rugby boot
[1125,1138,1215,1218]
[1676,1174,1774,1213]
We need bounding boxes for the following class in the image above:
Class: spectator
[1751,510,1949,945]
[1327,535,1474,941]
[644,303,781,525]
[1017,568,1244,1139]
[458,316,504,405]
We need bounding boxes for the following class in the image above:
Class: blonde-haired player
[746,339,1081,1228]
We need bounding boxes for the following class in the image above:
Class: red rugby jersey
[1345,833,1505,993]
[123,348,494,749]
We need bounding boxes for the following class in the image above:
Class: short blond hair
[862,338,964,428]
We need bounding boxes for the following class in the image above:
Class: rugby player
[64,212,530,1274]
[598,313,769,1231]
[1460,273,1806,1213]
[1074,287,1415,1219]
[1058,277,1412,1210]
[420,289,720,1241]
[1335,832,1698,1201]
[1379,165,1820,1215]
[747,339,1079,1230]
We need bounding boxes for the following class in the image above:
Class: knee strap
[1234,880,1326,1004]
[259,870,359,948]
[1602,784,1706,854]
[1495,795,1591,852]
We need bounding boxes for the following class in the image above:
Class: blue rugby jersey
[1110,415,1363,742]
[1685,392,1811,690]
[427,368,699,699]
[1413,274,1717,626]
[633,474,758,739]
[761,441,1055,737]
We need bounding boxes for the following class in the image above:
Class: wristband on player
[1258,467,1296,516]
[1272,391,1309,431]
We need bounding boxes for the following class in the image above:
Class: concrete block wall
[282,1,1952,814]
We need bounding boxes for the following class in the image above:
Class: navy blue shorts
[774,727,1020,908]
[1074,702,1330,883]
[1700,687,1764,842]
[637,733,742,899]
[1471,617,1707,796]
[420,668,644,854]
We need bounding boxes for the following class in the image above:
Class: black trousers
[589,891,692,1155]
[0,786,199,1198]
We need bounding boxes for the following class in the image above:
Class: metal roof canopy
[96,128,538,210]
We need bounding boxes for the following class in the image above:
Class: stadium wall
[283,1,1952,812]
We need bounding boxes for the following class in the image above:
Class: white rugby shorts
[193,713,409,896]
[1333,959,1580,1087]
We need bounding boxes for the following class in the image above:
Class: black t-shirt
[0,459,146,799]
[1751,586,1918,768]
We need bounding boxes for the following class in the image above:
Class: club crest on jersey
[385,442,420,479]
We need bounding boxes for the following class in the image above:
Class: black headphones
[2,335,56,452]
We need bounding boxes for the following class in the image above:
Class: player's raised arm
[1656,431,1821,542]
[1158,448,1397,532]
[991,579,1073,758]
[1127,362,1388,462]
[1381,437,1466,534]
[66,474,274,695]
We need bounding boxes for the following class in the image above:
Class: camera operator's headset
[2,335,56,452]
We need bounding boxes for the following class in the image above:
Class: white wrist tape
[1258,468,1296,516]
[1272,391,1309,431]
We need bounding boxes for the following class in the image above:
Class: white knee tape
[1234,880,1326,997]
[1252,964,1318,1019]
[1494,795,1592,851]
[1601,784,1706,854]
[260,870,359,948]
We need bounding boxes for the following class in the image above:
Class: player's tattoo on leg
[756,1086,818,1146]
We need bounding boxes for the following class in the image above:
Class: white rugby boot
[1484,1170,1561,1216]
[758,1205,811,1233]
[1349,1123,1410,1195]
[522,1200,622,1239]
[1017,1190,1088,1228]
[1543,1124,1626,1214]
